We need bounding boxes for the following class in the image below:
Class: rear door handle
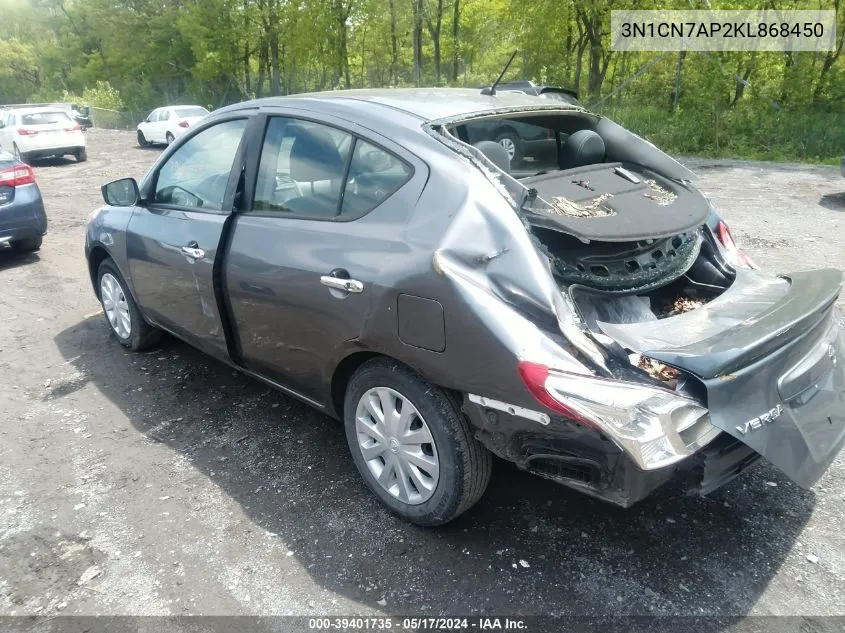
[320,275,363,294]
[181,241,205,259]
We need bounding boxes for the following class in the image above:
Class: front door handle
[320,275,363,294]
[181,241,205,259]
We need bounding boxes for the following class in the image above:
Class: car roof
[221,88,581,124]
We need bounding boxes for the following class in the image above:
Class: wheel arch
[87,244,112,299]
[329,350,462,421]
[87,244,134,301]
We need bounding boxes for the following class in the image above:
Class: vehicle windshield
[174,107,209,118]
[21,111,71,126]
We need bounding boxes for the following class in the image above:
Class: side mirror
[102,178,140,206]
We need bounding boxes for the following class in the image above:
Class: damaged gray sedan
[85,88,845,526]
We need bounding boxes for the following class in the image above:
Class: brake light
[715,220,756,269]
[516,360,714,470]
[0,164,35,187]
[178,120,189,128]
[517,361,594,426]
[17,128,38,136]
[66,123,82,131]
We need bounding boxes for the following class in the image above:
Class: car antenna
[481,50,519,96]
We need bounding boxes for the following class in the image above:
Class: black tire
[15,235,42,252]
[494,129,522,165]
[344,358,492,526]
[165,132,175,145]
[12,144,29,165]
[137,130,149,147]
[96,257,160,351]
[75,147,87,162]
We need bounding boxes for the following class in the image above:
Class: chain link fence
[90,107,146,130]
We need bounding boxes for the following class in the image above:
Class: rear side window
[252,116,410,219]
[340,140,412,217]
[154,118,246,210]
[253,117,353,217]
[21,112,71,126]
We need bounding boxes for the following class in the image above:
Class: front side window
[154,118,246,210]
[253,117,411,219]
[253,117,353,217]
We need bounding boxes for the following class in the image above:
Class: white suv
[136,105,209,147]
[0,107,87,163]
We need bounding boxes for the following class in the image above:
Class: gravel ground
[1,129,844,621]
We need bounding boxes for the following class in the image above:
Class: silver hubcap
[498,137,516,160]
[100,273,131,340]
[355,387,440,505]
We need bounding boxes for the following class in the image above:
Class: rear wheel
[15,235,42,252]
[137,130,149,147]
[97,258,160,351]
[165,132,175,146]
[344,359,492,526]
[74,147,87,162]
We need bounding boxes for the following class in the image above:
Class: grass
[596,103,843,165]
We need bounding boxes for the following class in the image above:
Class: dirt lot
[1,129,844,621]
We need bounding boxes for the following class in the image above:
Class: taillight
[178,120,189,128]
[715,220,756,269]
[17,128,38,136]
[0,164,35,187]
[66,123,82,131]
[517,361,594,425]
[517,360,714,470]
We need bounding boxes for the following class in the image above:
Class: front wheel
[137,130,149,147]
[97,258,160,351]
[344,359,492,526]
[15,235,42,252]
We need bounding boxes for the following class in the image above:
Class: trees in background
[1,0,844,160]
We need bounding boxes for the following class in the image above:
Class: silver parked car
[85,89,845,526]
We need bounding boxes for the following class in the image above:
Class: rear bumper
[462,396,752,508]
[0,183,48,243]
[25,146,84,159]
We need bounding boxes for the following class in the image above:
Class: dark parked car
[0,150,47,252]
[85,88,845,526]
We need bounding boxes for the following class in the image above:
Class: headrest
[561,129,605,169]
[473,140,511,174]
[289,125,344,182]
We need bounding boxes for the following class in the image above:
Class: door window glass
[340,140,412,216]
[154,118,246,210]
[253,117,352,217]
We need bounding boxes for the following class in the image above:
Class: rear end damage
[429,112,845,507]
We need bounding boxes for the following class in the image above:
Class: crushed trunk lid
[592,268,845,488]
